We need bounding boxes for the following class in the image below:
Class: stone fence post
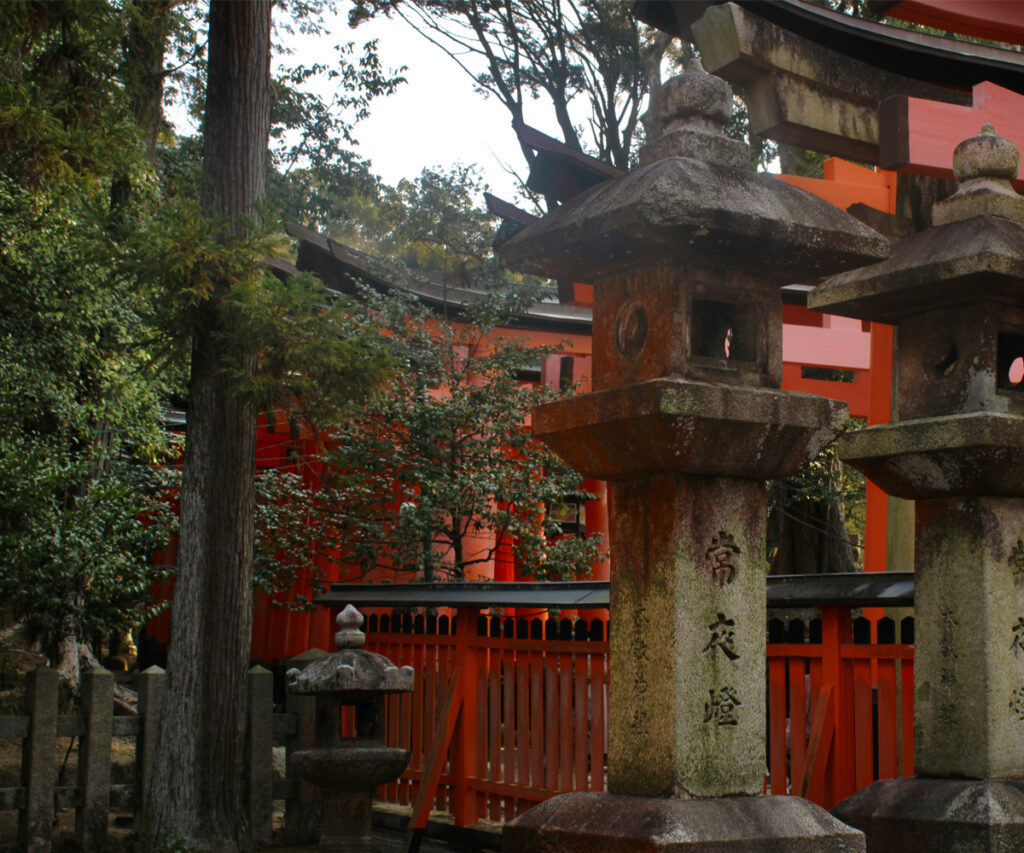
[134,665,165,833]
[76,666,114,849]
[19,666,58,853]
[247,664,274,846]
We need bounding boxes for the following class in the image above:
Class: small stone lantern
[287,605,414,853]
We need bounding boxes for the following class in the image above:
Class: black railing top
[318,572,915,611]
[767,571,914,608]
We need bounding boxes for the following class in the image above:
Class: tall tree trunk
[147,3,271,851]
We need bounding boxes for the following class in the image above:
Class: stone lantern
[498,59,889,851]
[287,605,414,853]
[812,125,1024,851]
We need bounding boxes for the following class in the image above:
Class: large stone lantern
[287,605,414,853]
[812,125,1024,851]
[498,59,889,851]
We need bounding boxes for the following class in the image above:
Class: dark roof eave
[316,573,915,610]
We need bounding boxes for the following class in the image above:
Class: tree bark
[147,3,270,851]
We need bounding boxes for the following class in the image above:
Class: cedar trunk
[147,3,270,850]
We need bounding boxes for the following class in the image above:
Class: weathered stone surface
[689,2,966,165]
[533,378,847,482]
[287,606,414,696]
[499,155,889,283]
[912,496,1024,778]
[894,304,1024,421]
[590,264,783,392]
[607,476,767,797]
[291,746,410,792]
[287,648,414,695]
[933,124,1024,227]
[838,413,1024,500]
[833,778,1024,853]
[638,60,748,170]
[503,792,865,852]
[506,60,866,852]
[819,124,1024,852]
[286,607,412,853]
[808,215,1024,323]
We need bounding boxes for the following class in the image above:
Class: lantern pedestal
[505,793,864,852]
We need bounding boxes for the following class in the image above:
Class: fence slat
[502,653,515,818]
[558,654,572,793]
[768,657,787,795]
[852,659,874,791]
[529,655,542,790]
[0,717,30,739]
[589,651,606,792]
[76,666,114,850]
[474,643,488,821]
[573,655,587,792]
[877,659,898,780]
[542,655,557,796]
[20,666,58,853]
[789,658,808,789]
[487,649,501,821]
[901,658,915,776]
[515,651,529,797]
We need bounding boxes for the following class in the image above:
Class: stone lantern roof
[286,605,414,696]
[499,59,889,284]
[809,125,1024,323]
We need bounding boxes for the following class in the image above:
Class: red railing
[364,603,914,828]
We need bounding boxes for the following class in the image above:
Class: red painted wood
[877,660,899,780]
[452,609,479,825]
[881,82,1024,186]
[886,1,1024,48]
[852,659,875,791]
[474,648,488,821]
[768,657,788,794]
[789,658,808,790]
[365,604,915,825]
[558,657,572,791]
[529,654,543,789]
[516,653,529,792]
[801,684,836,804]
[901,659,915,777]
[573,656,588,790]
[589,652,606,791]
[502,654,516,816]
[487,649,501,821]
[408,662,463,831]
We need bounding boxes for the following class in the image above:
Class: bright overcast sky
[308,1,609,203]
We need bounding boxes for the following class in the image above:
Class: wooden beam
[880,81,1024,188]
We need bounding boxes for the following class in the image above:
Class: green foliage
[0,172,178,659]
[260,285,604,584]
[767,433,866,574]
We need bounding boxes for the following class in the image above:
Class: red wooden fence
[363,604,913,826]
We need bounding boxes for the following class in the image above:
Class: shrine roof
[285,221,592,335]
